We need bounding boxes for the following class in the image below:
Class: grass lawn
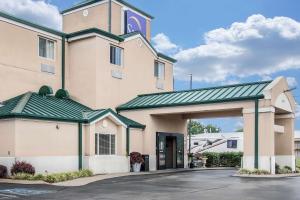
[297,158,300,168]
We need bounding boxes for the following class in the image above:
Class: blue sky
[0,0,299,131]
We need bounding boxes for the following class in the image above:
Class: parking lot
[0,170,300,200]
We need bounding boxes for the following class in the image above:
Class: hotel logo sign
[125,10,147,37]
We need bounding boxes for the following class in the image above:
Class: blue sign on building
[125,10,147,37]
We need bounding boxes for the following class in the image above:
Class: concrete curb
[233,173,300,178]
[0,168,237,187]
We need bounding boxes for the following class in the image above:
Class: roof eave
[66,28,124,42]
[0,11,65,37]
[61,0,154,19]
[117,95,265,112]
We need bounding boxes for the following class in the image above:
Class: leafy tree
[188,120,221,135]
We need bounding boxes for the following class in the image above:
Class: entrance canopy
[118,77,297,174]
[117,81,271,111]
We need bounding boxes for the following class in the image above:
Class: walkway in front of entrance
[119,77,297,174]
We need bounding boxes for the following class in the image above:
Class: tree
[188,120,221,135]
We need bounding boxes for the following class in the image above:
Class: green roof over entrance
[117,81,272,111]
[0,92,145,129]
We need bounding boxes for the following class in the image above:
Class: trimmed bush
[238,168,270,175]
[0,165,8,178]
[11,169,93,183]
[202,152,243,167]
[11,161,35,175]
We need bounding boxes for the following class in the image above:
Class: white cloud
[286,77,298,88]
[0,0,62,30]
[152,33,179,54]
[296,105,300,118]
[174,14,300,82]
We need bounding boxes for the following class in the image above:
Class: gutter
[254,99,259,169]
[62,36,66,89]
[78,123,83,170]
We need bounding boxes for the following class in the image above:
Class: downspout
[108,0,112,33]
[61,36,66,89]
[78,123,83,170]
[126,127,130,156]
[254,99,259,169]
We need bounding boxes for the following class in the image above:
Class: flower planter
[132,163,142,172]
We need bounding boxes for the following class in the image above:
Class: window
[194,142,199,146]
[110,46,123,66]
[154,61,165,79]
[39,37,54,59]
[95,133,116,155]
[227,140,237,149]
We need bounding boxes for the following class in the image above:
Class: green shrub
[252,169,270,175]
[275,163,280,174]
[12,173,34,180]
[44,175,56,183]
[238,168,270,175]
[296,158,300,168]
[202,152,243,167]
[11,170,93,183]
[79,169,93,177]
[238,168,252,175]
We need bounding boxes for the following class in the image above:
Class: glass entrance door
[156,133,184,170]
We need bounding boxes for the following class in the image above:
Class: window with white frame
[154,61,165,79]
[227,140,237,149]
[39,37,55,59]
[95,133,116,155]
[110,45,123,66]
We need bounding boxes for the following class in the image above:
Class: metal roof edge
[0,11,64,37]
[116,95,265,112]
[61,0,154,19]
[137,80,272,97]
[66,28,124,42]
[11,92,32,114]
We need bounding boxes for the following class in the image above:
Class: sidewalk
[0,167,236,187]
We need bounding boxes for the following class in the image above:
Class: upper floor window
[154,61,165,79]
[95,133,116,155]
[110,45,123,66]
[227,140,237,149]
[39,37,54,60]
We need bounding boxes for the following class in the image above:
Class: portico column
[275,115,295,171]
[243,105,276,174]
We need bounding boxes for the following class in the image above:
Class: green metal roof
[61,0,154,19]
[0,92,145,128]
[66,28,124,42]
[117,81,272,111]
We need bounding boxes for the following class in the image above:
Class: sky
[0,0,299,132]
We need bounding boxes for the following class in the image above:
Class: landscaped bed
[236,165,300,177]
[0,161,93,183]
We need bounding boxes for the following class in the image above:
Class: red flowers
[130,152,144,164]
[11,161,35,175]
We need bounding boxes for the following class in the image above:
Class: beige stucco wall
[14,119,78,157]
[63,3,109,33]
[0,20,62,101]
[63,1,152,41]
[111,2,122,35]
[121,109,187,157]
[67,37,98,108]
[0,120,15,157]
[84,117,127,156]
[68,35,173,109]
[130,129,144,153]
[275,117,295,155]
